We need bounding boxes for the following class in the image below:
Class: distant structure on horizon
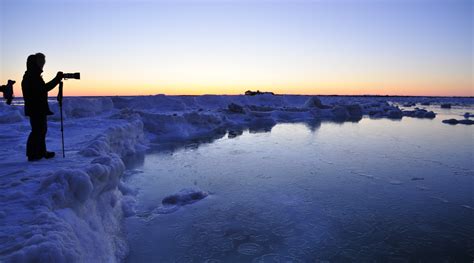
[245,90,275,96]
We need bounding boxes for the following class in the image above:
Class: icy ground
[0,95,472,262]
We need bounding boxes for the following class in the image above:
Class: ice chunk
[227,103,245,114]
[458,119,474,125]
[122,196,137,217]
[411,177,425,181]
[442,119,458,125]
[442,119,473,125]
[63,97,114,118]
[440,103,451,109]
[345,104,363,120]
[145,188,209,216]
[403,109,436,119]
[0,107,24,123]
[387,109,403,119]
[162,188,208,206]
[39,169,93,205]
[331,106,349,120]
[303,96,325,109]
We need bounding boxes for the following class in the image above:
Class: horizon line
[11,94,473,99]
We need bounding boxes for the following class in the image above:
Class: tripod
[57,81,65,158]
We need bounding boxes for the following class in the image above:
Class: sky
[0,0,472,96]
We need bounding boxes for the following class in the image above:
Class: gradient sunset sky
[1,0,472,96]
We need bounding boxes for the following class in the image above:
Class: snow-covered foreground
[0,95,472,262]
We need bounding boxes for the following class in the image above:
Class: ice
[63,97,114,118]
[386,108,404,119]
[161,188,208,206]
[331,105,350,120]
[440,103,452,109]
[403,108,436,119]
[411,177,425,181]
[237,243,263,256]
[303,96,326,109]
[463,112,473,118]
[121,196,137,217]
[139,188,209,215]
[0,104,144,262]
[39,169,94,205]
[80,117,145,157]
[442,119,474,125]
[1,94,473,262]
[0,103,24,123]
[227,103,245,114]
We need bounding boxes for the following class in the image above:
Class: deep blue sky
[1,0,472,96]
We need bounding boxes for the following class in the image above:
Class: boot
[45,151,55,159]
[28,156,42,162]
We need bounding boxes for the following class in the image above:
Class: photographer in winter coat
[22,53,63,161]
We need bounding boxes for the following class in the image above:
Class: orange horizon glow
[38,82,474,97]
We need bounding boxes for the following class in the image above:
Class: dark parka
[21,56,61,116]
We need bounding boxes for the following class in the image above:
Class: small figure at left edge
[0,80,15,105]
[22,53,63,161]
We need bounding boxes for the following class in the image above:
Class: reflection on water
[124,107,474,262]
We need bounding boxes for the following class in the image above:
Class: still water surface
[125,107,473,262]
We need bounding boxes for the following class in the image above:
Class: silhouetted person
[22,53,63,161]
[0,80,15,105]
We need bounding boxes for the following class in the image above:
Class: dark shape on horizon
[0,79,15,105]
[22,53,63,161]
[245,90,275,96]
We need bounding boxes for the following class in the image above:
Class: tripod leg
[58,82,65,158]
[60,105,65,158]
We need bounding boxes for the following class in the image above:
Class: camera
[63,73,80,79]
[1,80,15,105]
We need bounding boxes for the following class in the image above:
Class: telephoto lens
[63,73,80,79]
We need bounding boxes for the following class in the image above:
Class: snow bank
[0,103,24,123]
[0,105,145,262]
[80,115,145,157]
[139,111,226,142]
[2,155,130,263]
[64,97,114,118]
[48,97,114,121]
[106,95,474,142]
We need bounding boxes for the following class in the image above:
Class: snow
[0,103,24,123]
[0,103,145,262]
[0,94,473,262]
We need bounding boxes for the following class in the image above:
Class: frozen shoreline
[0,95,472,262]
